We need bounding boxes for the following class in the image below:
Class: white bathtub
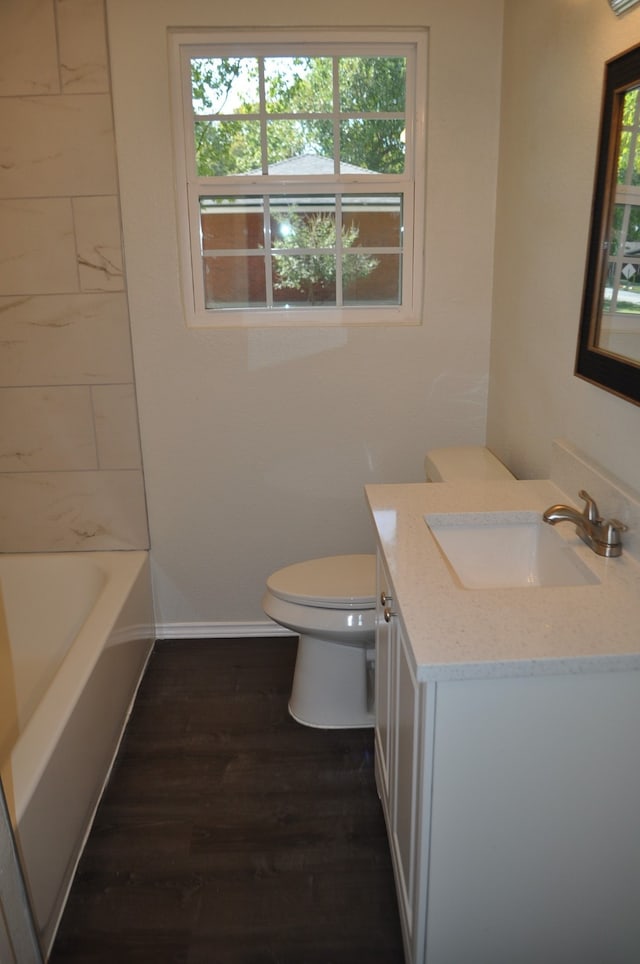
[0,551,154,957]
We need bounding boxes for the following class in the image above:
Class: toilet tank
[424,446,514,482]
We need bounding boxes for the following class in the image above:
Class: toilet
[262,446,514,729]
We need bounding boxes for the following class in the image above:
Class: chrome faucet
[543,489,627,558]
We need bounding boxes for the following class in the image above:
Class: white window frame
[169,27,427,328]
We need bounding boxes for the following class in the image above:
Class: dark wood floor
[50,637,404,964]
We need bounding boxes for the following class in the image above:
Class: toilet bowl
[262,554,377,728]
[263,446,514,729]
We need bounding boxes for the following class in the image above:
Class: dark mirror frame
[576,43,640,406]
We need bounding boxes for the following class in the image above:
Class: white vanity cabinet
[374,547,640,964]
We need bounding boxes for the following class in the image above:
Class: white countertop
[365,479,640,682]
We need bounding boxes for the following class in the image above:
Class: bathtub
[0,551,154,957]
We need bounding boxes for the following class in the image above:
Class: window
[169,29,427,327]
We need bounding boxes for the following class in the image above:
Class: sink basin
[425,511,600,589]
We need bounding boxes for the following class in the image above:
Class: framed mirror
[576,43,640,406]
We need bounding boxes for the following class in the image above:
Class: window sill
[184,304,423,329]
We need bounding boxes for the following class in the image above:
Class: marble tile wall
[0,0,149,551]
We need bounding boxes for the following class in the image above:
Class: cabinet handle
[380,591,393,606]
[384,606,397,623]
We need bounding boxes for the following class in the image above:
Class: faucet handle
[605,519,628,542]
[578,489,601,523]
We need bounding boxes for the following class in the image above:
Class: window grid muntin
[196,190,406,310]
[185,44,410,181]
[187,186,414,315]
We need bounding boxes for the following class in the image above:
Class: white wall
[487,0,640,489]
[107,0,504,629]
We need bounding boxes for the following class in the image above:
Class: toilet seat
[266,554,376,610]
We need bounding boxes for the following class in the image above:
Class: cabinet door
[424,673,640,963]
[375,554,393,804]
[375,552,429,963]
[391,621,420,949]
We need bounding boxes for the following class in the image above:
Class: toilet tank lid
[266,554,376,609]
[424,446,514,482]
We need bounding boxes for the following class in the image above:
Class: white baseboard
[154,620,296,640]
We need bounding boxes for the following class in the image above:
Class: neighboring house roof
[251,154,375,176]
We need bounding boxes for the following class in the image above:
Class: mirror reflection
[576,43,640,405]
[600,80,640,362]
